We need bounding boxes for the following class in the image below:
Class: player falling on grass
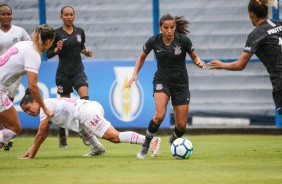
[0,4,31,151]
[0,24,55,150]
[126,13,205,159]
[208,0,282,120]
[20,89,161,159]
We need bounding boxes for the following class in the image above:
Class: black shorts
[56,71,88,96]
[272,89,282,114]
[153,82,190,105]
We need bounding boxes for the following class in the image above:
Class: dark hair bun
[25,88,31,95]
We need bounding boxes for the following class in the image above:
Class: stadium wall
[1,0,281,129]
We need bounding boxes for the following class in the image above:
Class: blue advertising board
[15,60,171,129]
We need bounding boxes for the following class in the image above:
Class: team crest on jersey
[13,37,18,43]
[174,45,182,55]
[76,34,82,42]
[156,84,163,90]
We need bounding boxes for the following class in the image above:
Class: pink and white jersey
[0,25,31,54]
[0,41,41,93]
[40,98,83,132]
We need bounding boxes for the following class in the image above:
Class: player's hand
[126,76,137,89]
[196,60,206,69]
[84,49,92,57]
[44,109,54,119]
[57,40,63,50]
[208,60,224,69]
[20,149,33,160]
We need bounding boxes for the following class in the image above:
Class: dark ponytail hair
[159,13,190,35]
[248,0,278,19]
[20,88,34,106]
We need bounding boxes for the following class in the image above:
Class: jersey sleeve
[23,48,41,74]
[143,36,154,55]
[244,31,258,54]
[21,28,31,41]
[182,35,194,54]
[80,29,86,51]
[39,99,55,121]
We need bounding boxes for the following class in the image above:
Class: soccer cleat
[136,146,149,160]
[3,140,13,151]
[83,144,106,156]
[58,135,68,148]
[149,137,161,157]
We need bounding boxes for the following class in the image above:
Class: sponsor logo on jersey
[109,67,144,122]
[76,34,82,42]
[174,45,182,55]
[267,26,282,35]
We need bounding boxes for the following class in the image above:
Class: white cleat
[136,146,149,160]
[149,137,161,157]
[83,144,106,156]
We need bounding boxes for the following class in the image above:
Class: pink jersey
[0,41,41,93]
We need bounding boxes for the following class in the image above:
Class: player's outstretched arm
[126,51,147,88]
[20,119,50,159]
[208,52,252,71]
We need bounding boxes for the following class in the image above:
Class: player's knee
[13,125,22,135]
[153,113,165,123]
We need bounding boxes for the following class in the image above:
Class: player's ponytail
[175,16,190,35]
[248,0,278,18]
[20,88,35,106]
[32,24,55,53]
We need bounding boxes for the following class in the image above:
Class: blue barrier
[15,60,171,129]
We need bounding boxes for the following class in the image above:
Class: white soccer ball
[171,138,193,159]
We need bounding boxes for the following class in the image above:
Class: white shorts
[0,91,13,113]
[8,77,21,99]
[78,101,111,138]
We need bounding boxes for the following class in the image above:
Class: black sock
[170,127,185,144]
[59,127,66,137]
[143,119,160,147]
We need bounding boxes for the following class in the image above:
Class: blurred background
[1,0,282,130]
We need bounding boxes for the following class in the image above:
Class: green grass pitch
[1,135,282,184]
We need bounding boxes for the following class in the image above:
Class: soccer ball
[171,138,193,159]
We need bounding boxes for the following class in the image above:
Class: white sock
[119,131,145,144]
[0,128,16,148]
[79,128,102,146]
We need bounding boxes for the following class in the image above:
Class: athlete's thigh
[102,125,120,142]
[0,107,21,133]
[154,92,170,115]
